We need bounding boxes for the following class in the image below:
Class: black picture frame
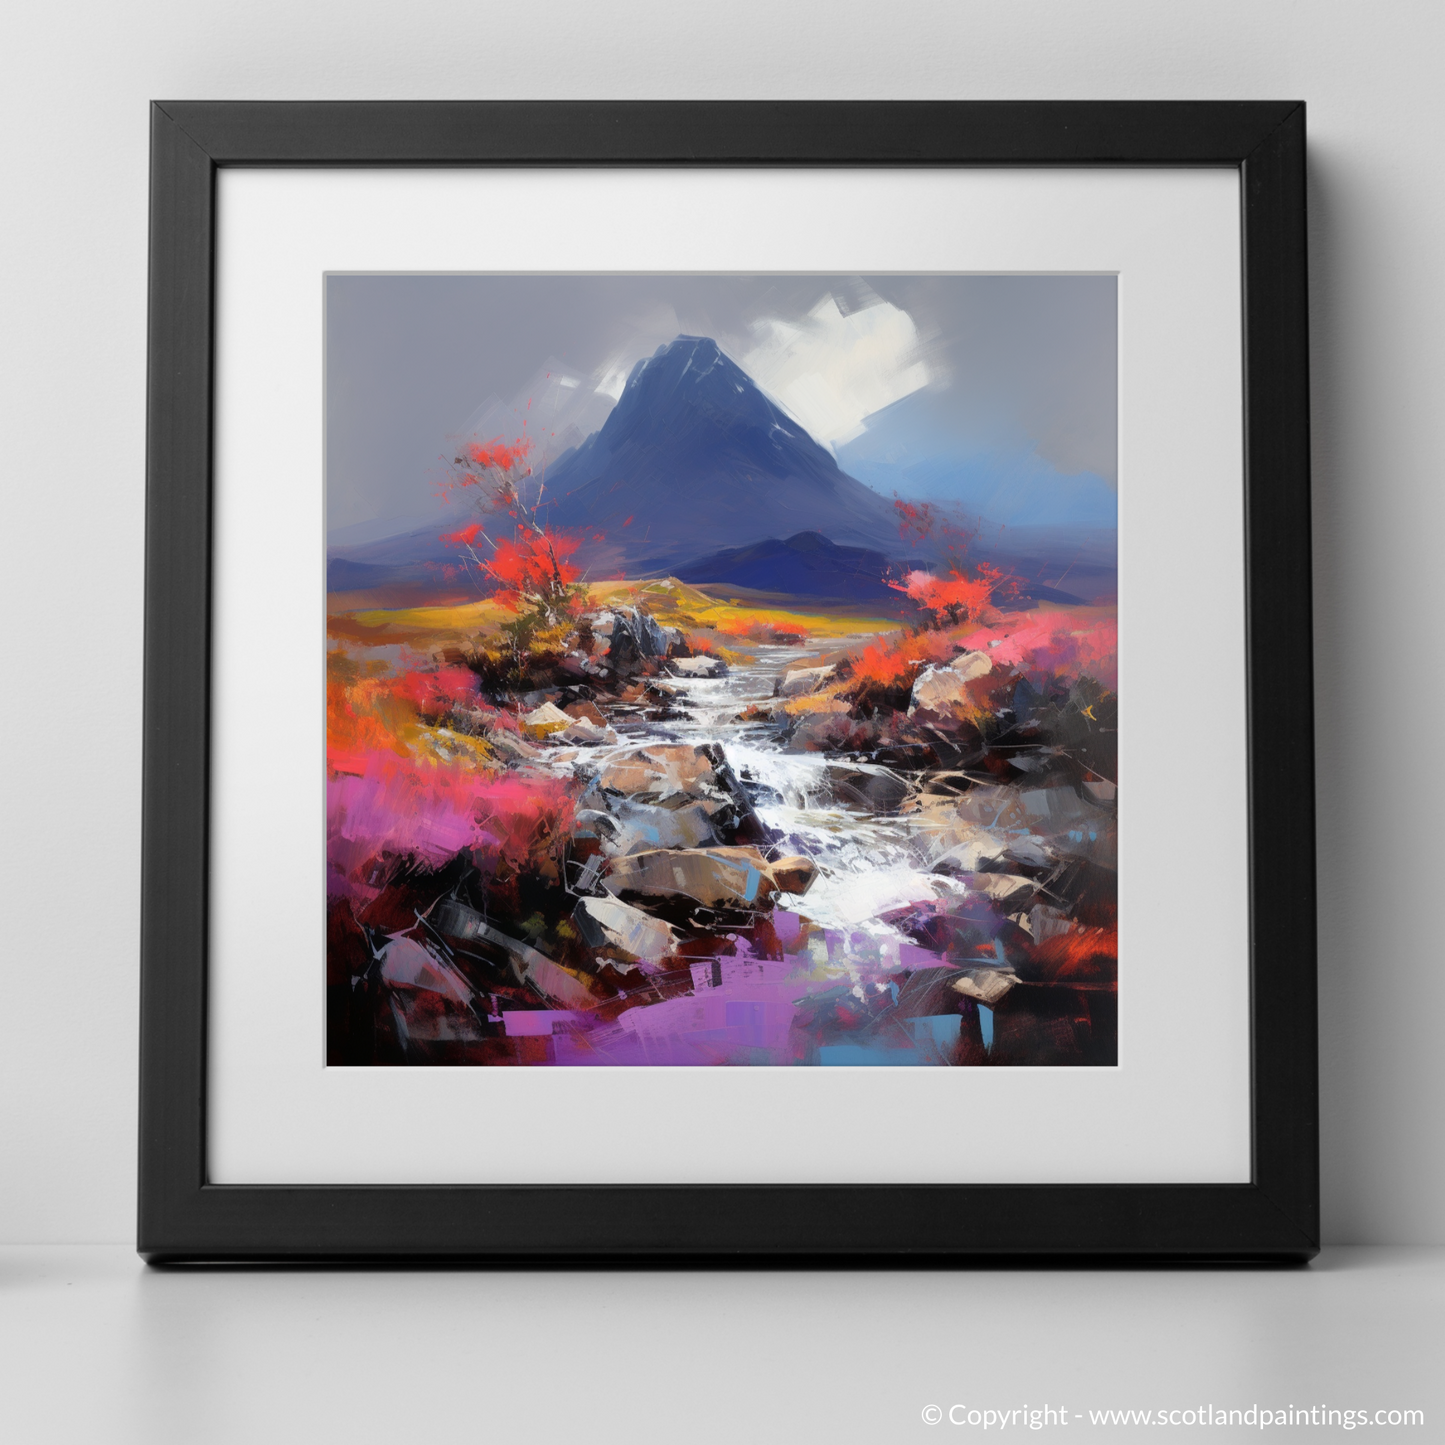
[140,100,1316,1263]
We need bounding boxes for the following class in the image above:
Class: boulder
[482,728,543,762]
[787,705,879,754]
[595,797,721,855]
[558,717,618,746]
[521,953,599,1009]
[825,763,912,813]
[604,847,768,908]
[430,899,596,1009]
[603,606,671,667]
[595,742,728,803]
[908,650,992,716]
[604,846,817,909]
[379,936,475,1008]
[552,653,593,684]
[377,936,488,1045]
[589,743,763,842]
[949,649,994,682]
[767,855,818,895]
[915,802,1053,871]
[520,701,574,738]
[1027,904,1077,943]
[909,664,969,716]
[950,966,1020,1007]
[564,700,607,727]
[669,655,728,678]
[928,826,1010,874]
[574,895,680,966]
[735,702,785,725]
[778,663,835,697]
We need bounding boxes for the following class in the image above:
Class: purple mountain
[539,336,903,570]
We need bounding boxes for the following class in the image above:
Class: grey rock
[604,606,671,666]
[574,895,679,966]
[908,650,992,715]
[825,762,912,813]
[669,655,728,678]
[951,967,1020,1007]
[778,663,834,697]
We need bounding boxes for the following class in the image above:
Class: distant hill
[675,531,903,604]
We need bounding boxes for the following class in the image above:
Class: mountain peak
[542,335,902,571]
[607,335,781,433]
[630,336,737,393]
[651,334,725,371]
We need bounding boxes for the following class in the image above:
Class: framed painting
[139,101,1317,1261]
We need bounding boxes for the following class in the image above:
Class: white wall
[1,0,1439,1245]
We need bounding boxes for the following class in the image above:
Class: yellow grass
[637,578,897,637]
[328,577,901,653]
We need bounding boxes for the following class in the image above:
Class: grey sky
[325,273,1116,536]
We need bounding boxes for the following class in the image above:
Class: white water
[570,640,962,946]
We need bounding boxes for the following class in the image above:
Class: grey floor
[0,1247,1439,1442]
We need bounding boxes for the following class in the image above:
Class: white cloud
[740,295,931,448]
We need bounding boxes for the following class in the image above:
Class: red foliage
[889,561,1017,628]
[327,678,409,765]
[437,426,589,622]
[957,607,1117,690]
[466,436,533,473]
[437,434,534,508]
[486,529,581,613]
[327,662,484,771]
[328,748,577,893]
[893,498,932,548]
[441,522,483,546]
[397,664,478,715]
[715,617,758,638]
[893,497,977,554]
[892,569,989,619]
[847,629,955,689]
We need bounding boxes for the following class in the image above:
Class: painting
[325,274,1118,1068]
